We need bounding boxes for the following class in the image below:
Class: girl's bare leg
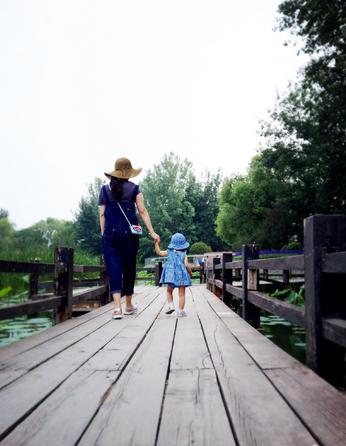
[178,287,186,310]
[167,286,174,303]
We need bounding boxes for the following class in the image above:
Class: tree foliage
[0,209,15,254]
[74,178,105,255]
[217,0,346,248]
[189,241,212,255]
[139,153,223,263]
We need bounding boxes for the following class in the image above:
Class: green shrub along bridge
[0,215,345,445]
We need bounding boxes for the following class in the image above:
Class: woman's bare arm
[135,193,160,242]
[99,205,106,235]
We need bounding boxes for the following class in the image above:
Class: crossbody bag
[117,202,143,236]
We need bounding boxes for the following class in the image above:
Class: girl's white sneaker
[176,309,187,317]
[112,309,123,319]
[165,303,175,315]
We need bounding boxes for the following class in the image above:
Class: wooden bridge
[0,284,345,446]
[0,214,345,445]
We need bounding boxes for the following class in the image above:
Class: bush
[281,241,303,250]
[189,241,212,254]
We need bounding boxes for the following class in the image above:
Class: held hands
[150,232,160,243]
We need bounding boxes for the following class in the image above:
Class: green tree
[228,0,346,248]
[14,218,76,258]
[216,157,294,248]
[186,171,224,250]
[74,178,105,255]
[269,0,346,215]
[140,153,196,261]
[0,209,15,255]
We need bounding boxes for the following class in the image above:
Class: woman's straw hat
[105,157,142,179]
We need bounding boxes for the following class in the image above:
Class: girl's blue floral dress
[159,249,192,287]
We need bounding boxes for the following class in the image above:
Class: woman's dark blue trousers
[103,235,139,295]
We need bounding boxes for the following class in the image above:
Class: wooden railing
[205,214,346,385]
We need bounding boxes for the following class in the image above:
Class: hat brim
[104,167,142,180]
[168,242,190,250]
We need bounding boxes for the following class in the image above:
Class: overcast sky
[0,0,306,230]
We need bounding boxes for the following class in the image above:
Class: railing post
[222,252,233,306]
[28,259,39,299]
[304,214,346,385]
[155,261,162,286]
[212,257,221,295]
[54,247,74,323]
[282,269,290,285]
[242,244,260,328]
[206,257,212,291]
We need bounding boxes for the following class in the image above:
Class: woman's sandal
[123,304,138,315]
[112,308,123,320]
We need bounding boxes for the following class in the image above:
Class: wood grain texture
[157,369,236,446]
[79,317,176,446]
[2,370,119,446]
[0,290,164,439]
[265,365,346,446]
[0,288,159,389]
[194,288,317,446]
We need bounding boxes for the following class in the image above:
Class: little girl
[154,232,193,317]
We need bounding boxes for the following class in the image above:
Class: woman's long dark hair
[110,177,126,200]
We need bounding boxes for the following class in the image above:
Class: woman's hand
[151,232,160,243]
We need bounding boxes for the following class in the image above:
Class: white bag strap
[117,202,132,227]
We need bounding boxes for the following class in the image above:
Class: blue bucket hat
[168,233,190,250]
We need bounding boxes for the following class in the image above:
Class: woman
[98,157,160,319]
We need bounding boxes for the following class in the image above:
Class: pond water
[260,314,306,364]
[0,314,53,347]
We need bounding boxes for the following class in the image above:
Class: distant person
[99,157,160,320]
[154,233,193,317]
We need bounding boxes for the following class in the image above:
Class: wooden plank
[0,286,150,361]
[248,255,304,271]
[201,286,299,369]
[0,296,63,320]
[157,292,235,445]
[72,285,108,303]
[79,316,176,446]
[265,365,346,446]
[224,260,242,269]
[225,283,243,299]
[1,291,166,445]
[0,288,165,439]
[202,283,346,445]
[0,287,159,389]
[322,251,346,273]
[73,265,105,273]
[214,278,223,289]
[248,290,305,327]
[0,260,57,274]
[2,370,119,446]
[170,293,213,371]
[157,369,236,446]
[322,318,346,348]
[193,288,317,445]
